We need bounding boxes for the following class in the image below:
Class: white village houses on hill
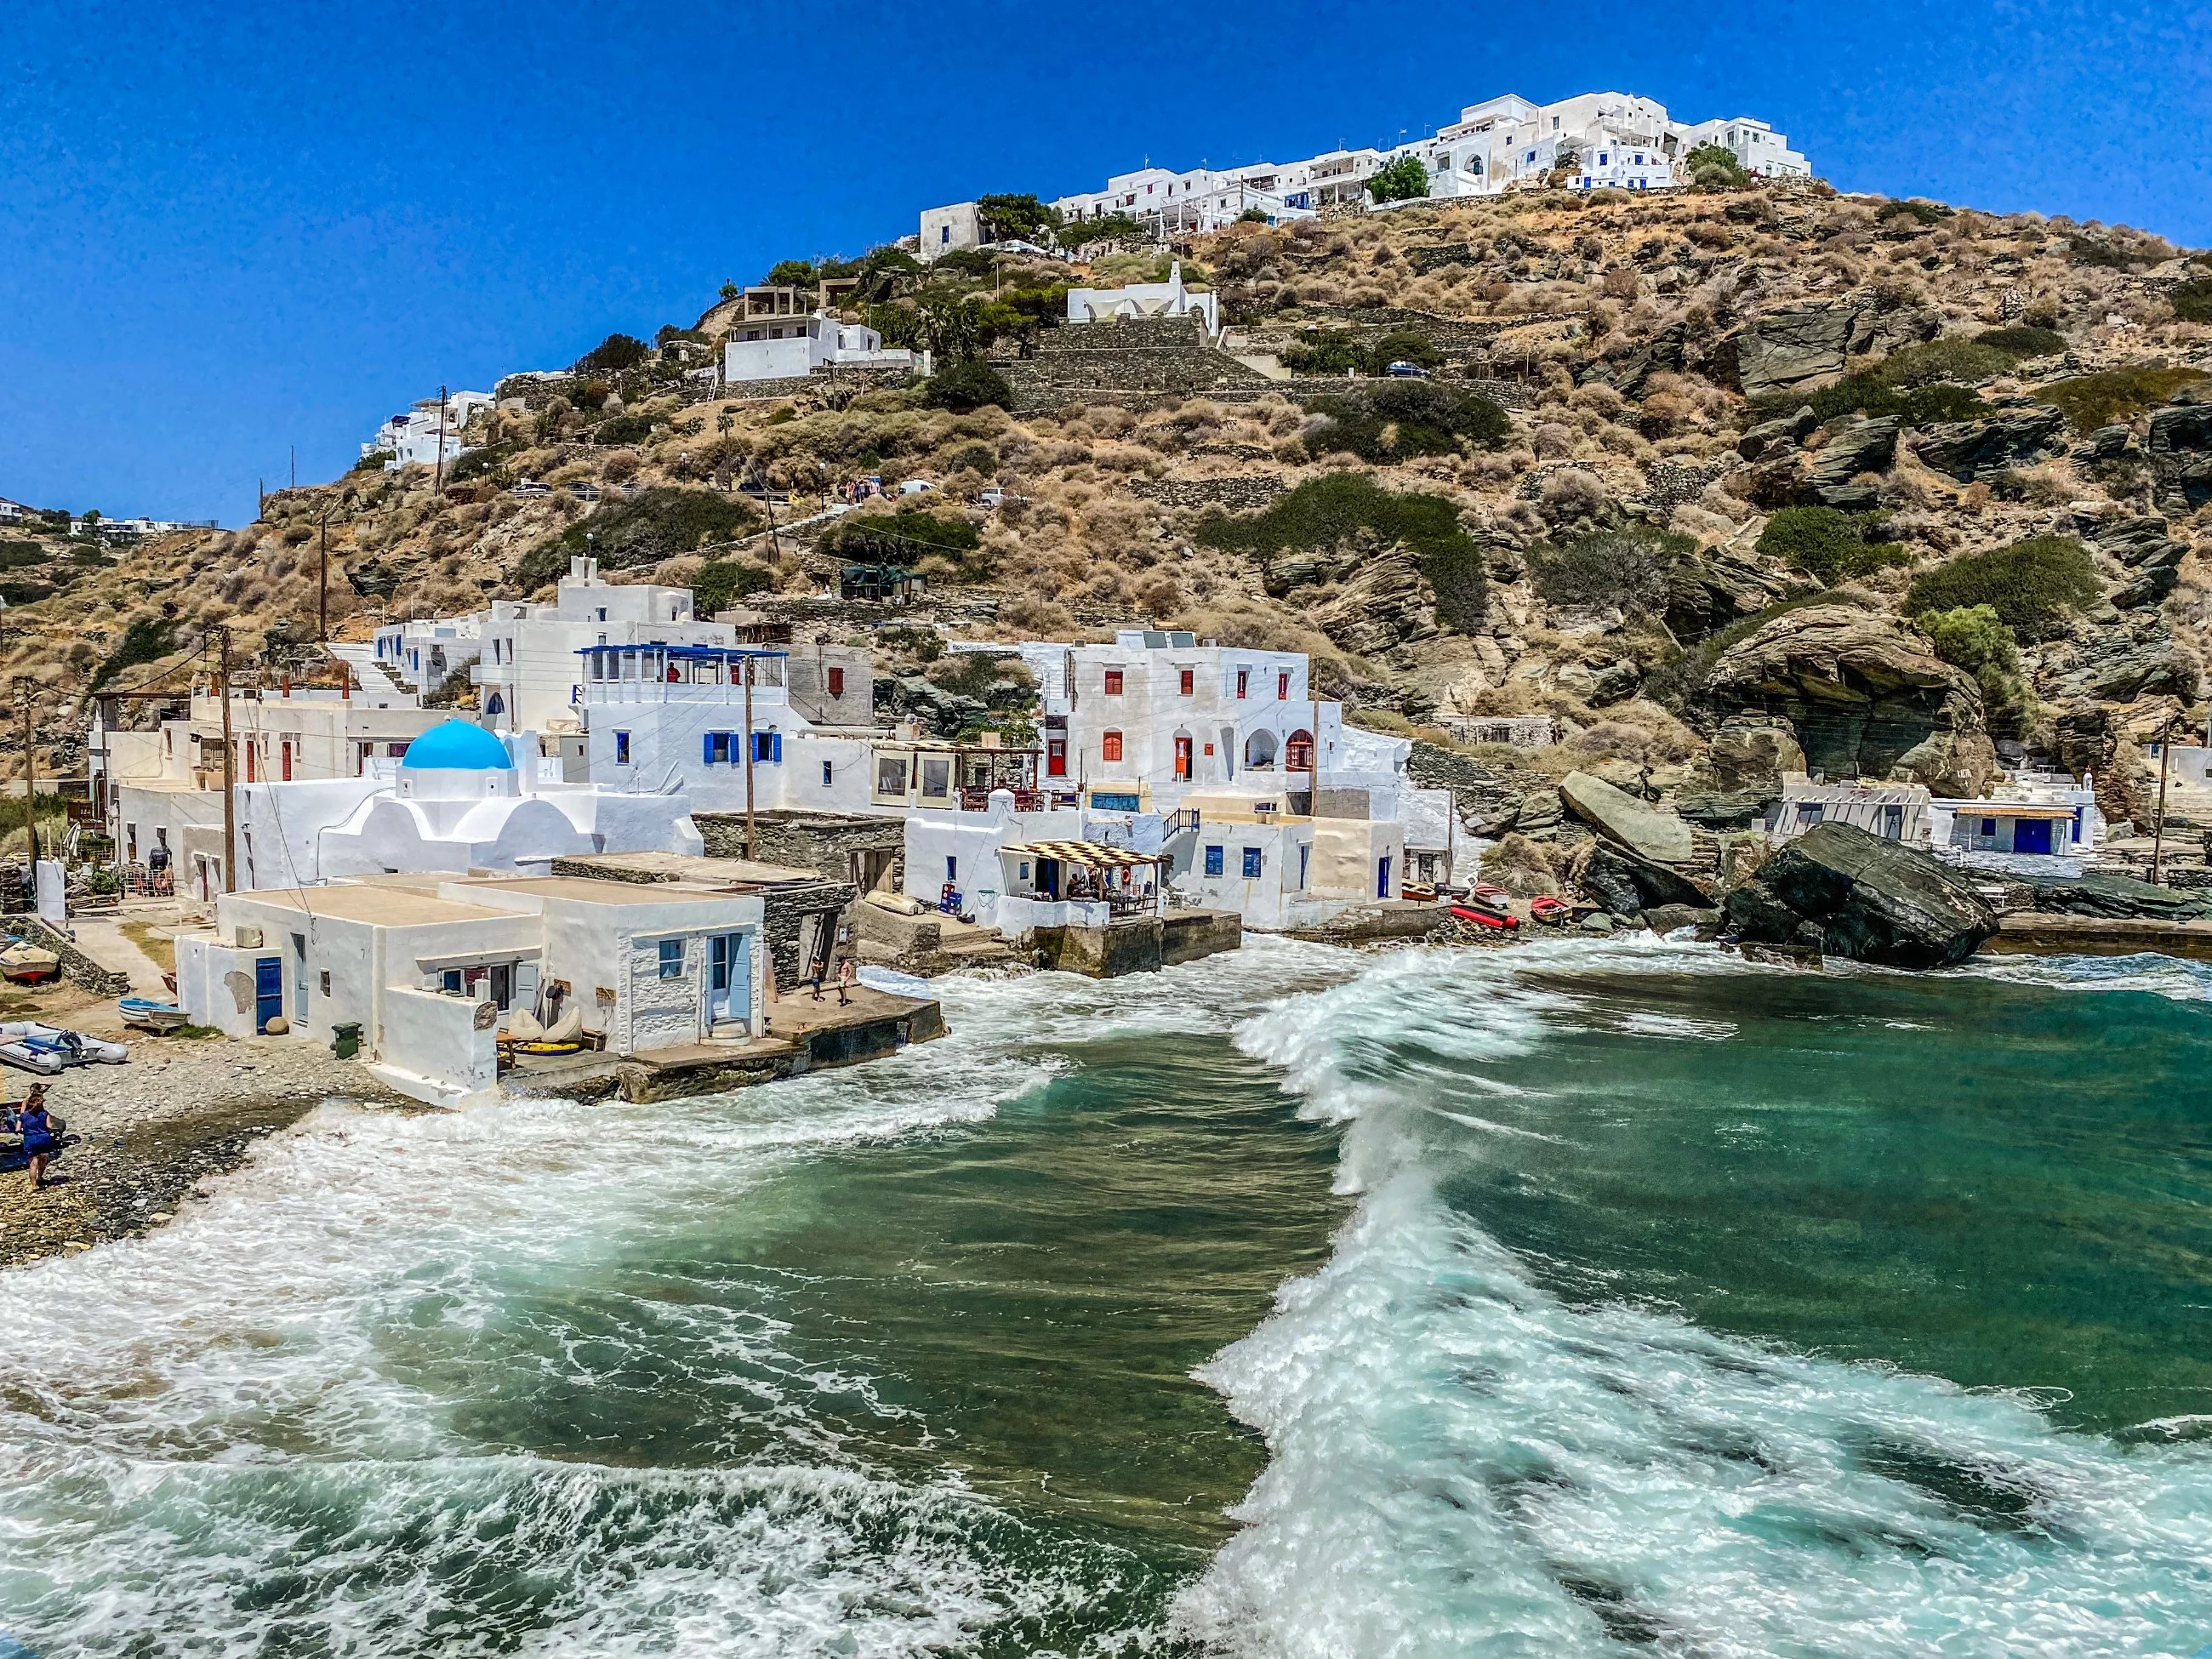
[921,88,1809,252]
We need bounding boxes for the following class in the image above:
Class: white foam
[1176,938,2212,1657]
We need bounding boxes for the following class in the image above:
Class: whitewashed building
[176,870,766,1107]
[723,312,920,384]
[473,557,731,732]
[362,391,494,470]
[373,615,484,693]
[1063,262,1218,334]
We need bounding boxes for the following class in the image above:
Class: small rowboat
[0,938,61,985]
[118,995,191,1034]
[1528,895,1572,925]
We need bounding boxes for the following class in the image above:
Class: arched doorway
[1244,730,1278,770]
[1285,729,1314,772]
[485,691,505,722]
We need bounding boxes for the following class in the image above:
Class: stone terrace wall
[998,317,1278,413]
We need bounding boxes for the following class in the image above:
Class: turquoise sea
[3,936,2210,1656]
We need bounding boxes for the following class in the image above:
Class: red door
[1174,736,1193,780]
[281,741,293,781]
[1047,738,1067,778]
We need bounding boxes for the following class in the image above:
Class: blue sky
[3,0,2207,525]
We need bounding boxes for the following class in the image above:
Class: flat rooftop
[230,885,511,926]
[449,875,754,908]
[556,850,824,887]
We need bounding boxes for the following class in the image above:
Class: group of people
[3,1084,60,1188]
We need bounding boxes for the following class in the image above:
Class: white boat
[118,995,189,1034]
[0,1021,128,1074]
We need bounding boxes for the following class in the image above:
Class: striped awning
[1003,840,1171,869]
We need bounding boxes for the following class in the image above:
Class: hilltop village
[3,84,2212,1171]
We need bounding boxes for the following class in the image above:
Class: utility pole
[318,502,334,641]
[742,655,756,861]
[434,384,449,491]
[14,678,37,867]
[2151,713,2181,887]
[290,446,296,492]
[215,626,237,895]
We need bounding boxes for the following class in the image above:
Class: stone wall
[548,852,857,992]
[699,811,905,890]
[1127,476,1286,510]
[998,317,1279,413]
[20,915,131,996]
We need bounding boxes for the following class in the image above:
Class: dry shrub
[1539,468,1609,522]
[1532,422,1575,460]
[1479,832,1560,896]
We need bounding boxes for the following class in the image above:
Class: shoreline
[1,1034,402,1269]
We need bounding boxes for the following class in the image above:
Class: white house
[373,615,484,693]
[1052,165,1313,231]
[1063,262,1219,334]
[919,202,985,260]
[362,391,494,470]
[175,870,767,1107]
[239,717,705,889]
[1669,114,1812,182]
[723,312,920,384]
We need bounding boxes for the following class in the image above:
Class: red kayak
[1451,902,1519,931]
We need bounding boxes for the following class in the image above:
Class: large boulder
[1705,717,1807,793]
[1910,407,2069,482]
[1703,604,1993,789]
[1559,770,1694,862]
[1310,550,1439,655]
[1713,303,1874,398]
[2089,513,2192,611]
[1723,821,1999,967]
[2024,874,2212,923]
[2148,388,2212,512]
[1581,841,1713,919]
[2044,628,2203,704]
[1806,416,1901,509]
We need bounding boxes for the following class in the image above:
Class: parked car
[977,487,1004,508]
[898,478,936,496]
[1384,361,1432,379]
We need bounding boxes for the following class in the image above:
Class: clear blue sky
[3,0,2206,525]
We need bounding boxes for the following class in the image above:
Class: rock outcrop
[1722,821,1999,967]
[1805,415,1900,509]
[1559,770,1694,862]
[1580,841,1713,919]
[1714,302,1874,397]
[2023,874,2212,923]
[1703,604,1995,791]
[1910,407,2070,482]
[1310,550,1439,655]
[2148,389,2212,511]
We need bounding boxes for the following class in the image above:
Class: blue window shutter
[704,733,718,765]
[772,733,783,763]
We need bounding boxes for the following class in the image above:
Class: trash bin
[330,1022,362,1060]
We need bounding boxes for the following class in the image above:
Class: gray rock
[1677,790,1780,830]
[1579,911,1618,935]
[2048,631,2203,702]
[2070,424,2134,465]
[1559,770,1695,863]
[2024,874,2212,922]
[1738,405,1817,460]
[2148,391,2212,511]
[1808,416,1901,502]
[2091,514,2188,567]
[1311,550,1440,656]
[1644,902,1719,936]
[1723,821,1999,968]
[1584,842,1713,913]
[1706,719,1807,793]
[1714,303,1875,398]
[1911,407,2069,481]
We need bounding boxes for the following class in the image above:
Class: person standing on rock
[13,1085,58,1189]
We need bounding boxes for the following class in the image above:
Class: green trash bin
[331,1022,362,1060]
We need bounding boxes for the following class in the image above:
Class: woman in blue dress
[13,1084,57,1188]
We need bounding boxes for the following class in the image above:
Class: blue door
[254,956,283,1033]
[2014,818,2053,854]
[1377,855,1394,898]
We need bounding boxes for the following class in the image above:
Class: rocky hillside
[17,178,2212,869]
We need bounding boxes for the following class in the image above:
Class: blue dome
[401,720,514,771]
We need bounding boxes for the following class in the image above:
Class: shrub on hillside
[1195,473,1486,630]
[513,486,758,591]
[1754,373,1987,428]
[1528,525,1695,615]
[822,508,982,570]
[90,614,175,693]
[1918,604,2034,733]
[1684,143,1747,189]
[2171,278,2212,324]
[2036,366,2210,432]
[921,359,1013,413]
[590,414,656,447]
[693,559,775,615]
[1903,536,2101,640]
[1875,336,2017,389]
[1365,155,1430,203]
[1878,198,1952,226]
[1756,506,1909,586]
[1302,380,1508,462]
[573,334,649,375]
[1974,325,2067,358]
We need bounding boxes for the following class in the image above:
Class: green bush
[1756,506,1909,586]
[1878,198,1952,226]
[1684,143,1747,188]
[1876,336,2017,389]
[0,544,46,568]
[764,259,817,288]
[1366,155,1431,203]
[2171,278,2212,323]
[1196,473,1486,631]
[2034,366,2210,432]
[1529,526,1696,614]
[1303,380,1508,462]
[591,413,656,447]
[1974,325,2067,357]
[1280,329,1365,375]
[1237,207,1271,224]
[573,333,649,375]
[1917,604,2034,732]
[824,508,980,567]
[444,442,518,484]
[940,441,998,476]
[89,614,175,693]
[694,559,775,614]
[514,486,759,590]
[1753,373,1989,428]
[921,359,1013,413]
[1904,536,2101,641]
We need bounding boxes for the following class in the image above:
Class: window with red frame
[827,666,845,696]
[1277,670,1291,699]
[1104,668,1124,695]
[1103,731,1124,762]
[1236,669,1249,698]
[1178,668,1194,695]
